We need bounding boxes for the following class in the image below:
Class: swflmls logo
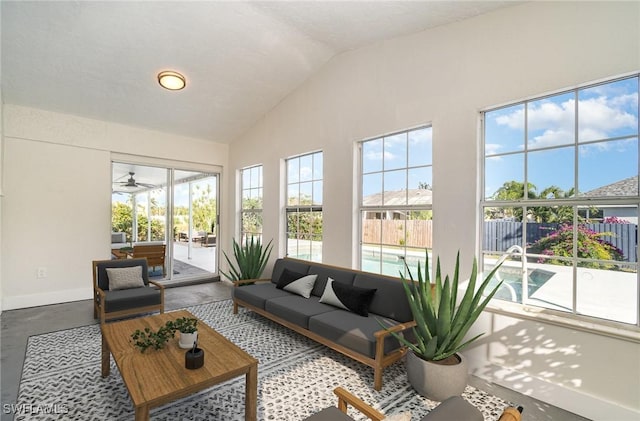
[2,403,69,414]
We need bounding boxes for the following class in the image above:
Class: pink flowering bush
[603,216,630,224]
[528,224,624,268]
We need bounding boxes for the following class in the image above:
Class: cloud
[493,90,638,147]
[365,150,396,162]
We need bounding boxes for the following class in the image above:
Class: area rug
[17,300,510,420]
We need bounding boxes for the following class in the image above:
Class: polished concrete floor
[0,281,588,421]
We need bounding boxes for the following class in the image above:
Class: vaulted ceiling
[2,1,518,143]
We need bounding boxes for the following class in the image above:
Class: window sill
[486,300,640,344]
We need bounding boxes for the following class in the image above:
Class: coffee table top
[101,310,258,408]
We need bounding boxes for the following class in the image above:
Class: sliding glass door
[111,162,219,282]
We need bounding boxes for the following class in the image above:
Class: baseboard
[472,362,639,421]
[2,287,92,310]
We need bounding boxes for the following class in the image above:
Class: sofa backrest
[307,263,356,297]
[273,258,411,322]
[271,258,311,284]
[353,273,412,322]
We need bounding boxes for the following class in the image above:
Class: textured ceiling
[2,1,518,143]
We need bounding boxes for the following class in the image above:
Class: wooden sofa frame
[232,261,416,391]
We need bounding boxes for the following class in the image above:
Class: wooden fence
[362,219,433,248]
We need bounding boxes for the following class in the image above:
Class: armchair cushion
[103,287,162,313]
[106,266,145,290]
[304,407,353,421]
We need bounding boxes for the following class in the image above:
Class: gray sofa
[232,257,416,391]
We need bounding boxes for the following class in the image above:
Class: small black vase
[185,348,204,369]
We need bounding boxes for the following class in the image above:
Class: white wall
[1,105,228,310]
[227,2,640,419]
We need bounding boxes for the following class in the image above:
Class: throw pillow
[106,266,145,291]
[276,268,318,298]
[319,278,377,316]
[384,412,412,421]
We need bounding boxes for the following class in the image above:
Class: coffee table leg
[135,405,149,421]
[101,333,110,377]
[245,363,257,421]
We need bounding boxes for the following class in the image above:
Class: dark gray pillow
[319,278,377,316]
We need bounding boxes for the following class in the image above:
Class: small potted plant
[130,317,198,352]
[171,317,198,349]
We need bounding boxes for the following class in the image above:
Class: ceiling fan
[114,172,156,190]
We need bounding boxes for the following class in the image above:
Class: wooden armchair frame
[331,387,523,421]
[132,244,167,276]
[92,258,165,325]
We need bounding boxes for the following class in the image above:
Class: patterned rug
[17,300,509,420]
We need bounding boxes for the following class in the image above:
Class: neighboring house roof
[582,175,638,197]
[362,189,432,206]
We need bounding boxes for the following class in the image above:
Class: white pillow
[282,274,318,298]
[319,278,349,311]
[384,411,412,421]
[106,266,145,290]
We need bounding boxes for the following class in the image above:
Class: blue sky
[484,76,639,198]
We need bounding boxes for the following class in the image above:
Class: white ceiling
[2,1,518,143]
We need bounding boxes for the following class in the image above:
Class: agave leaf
[220,237,273,282]
[382,249,505,362]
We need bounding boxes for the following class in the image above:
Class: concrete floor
[0,281,588,421]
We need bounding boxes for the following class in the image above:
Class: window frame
[357,125,434,277]
[240,164,263,242]
[285,151,323,262]
[479,72,640,337]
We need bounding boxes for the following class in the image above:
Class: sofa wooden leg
[233,301,239,314]
[374,368,383,391]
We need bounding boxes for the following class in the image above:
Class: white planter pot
[406,351,468,401]
[178,331,198,349]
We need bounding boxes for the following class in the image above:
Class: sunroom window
[481,74,639,326]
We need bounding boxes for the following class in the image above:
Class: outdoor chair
[92,258,164,324]
[305,387,523,421]
[132,243,166,276]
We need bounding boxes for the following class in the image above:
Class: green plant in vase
[220,237,273,283]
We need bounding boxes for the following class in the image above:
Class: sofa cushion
[104,287,161,313]
[421,396,482,421]
[233,283,291,310]
[307,264,356,297]
[353,273,412,322]
[106,266,145,290]
[271,259,311,284]
[265,295,336,329]
[319,278,376,317]
[308,310,405,358]
[276,269,318,299]
[304,407,353,421]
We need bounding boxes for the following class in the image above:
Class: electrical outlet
[37,267,47,278]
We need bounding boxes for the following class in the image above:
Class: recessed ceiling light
[157,71,186,90]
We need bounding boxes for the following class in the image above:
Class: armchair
[305,387,522,421]
[92,258,165,324]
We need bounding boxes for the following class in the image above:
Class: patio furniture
[92,258,164,324]
[203,233,216,247]
[133,243,166,276]
[305,387,523,421]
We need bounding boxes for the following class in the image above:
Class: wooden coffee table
[101,310,258,420]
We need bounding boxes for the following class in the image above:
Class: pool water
[487,267,555,302]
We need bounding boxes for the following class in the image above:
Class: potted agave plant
[384,250,503,401]
[220,237,273,283]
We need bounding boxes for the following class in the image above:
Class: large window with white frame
[285,151,323,261]
[482,74,639,327]
[359,126,433,277]
[240,164,263,242]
